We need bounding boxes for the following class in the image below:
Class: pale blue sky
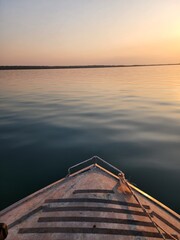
[0,0,180,65]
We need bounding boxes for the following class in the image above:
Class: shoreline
[0,63,180,70]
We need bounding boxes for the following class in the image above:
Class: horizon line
[0,62,180,70]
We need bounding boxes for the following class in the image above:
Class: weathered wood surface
[0,165,179,240]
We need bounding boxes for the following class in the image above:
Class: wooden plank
[38,216,154,227]
[73,189,114,194]
[45,198,150,209]
[151,211,180,234]
[8,206,43,229]
[43,206,147,216]
[18,227,177,238]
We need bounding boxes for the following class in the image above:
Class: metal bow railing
[67,155,122,176]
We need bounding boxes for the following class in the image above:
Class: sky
[0,0,180,66]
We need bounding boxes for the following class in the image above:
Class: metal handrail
[67,156,122,176]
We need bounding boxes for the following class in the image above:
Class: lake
[0,66,180,213]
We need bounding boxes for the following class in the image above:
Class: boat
[0,156,179,239]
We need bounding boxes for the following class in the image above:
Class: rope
[118,173,178,240]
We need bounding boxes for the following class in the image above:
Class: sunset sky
[0,0,180,65]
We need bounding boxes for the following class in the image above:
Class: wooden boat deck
[0,157,179,240]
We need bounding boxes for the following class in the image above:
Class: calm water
[0,66,180,213]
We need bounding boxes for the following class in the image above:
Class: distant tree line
[0,63,179,70]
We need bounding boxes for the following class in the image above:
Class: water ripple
[0,66,180,212]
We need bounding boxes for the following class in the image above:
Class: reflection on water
[0,66,180,212]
